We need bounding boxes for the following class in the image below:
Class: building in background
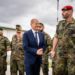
[0,23,25,41]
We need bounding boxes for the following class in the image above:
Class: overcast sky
[0,0,75,37]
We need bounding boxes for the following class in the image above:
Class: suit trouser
[25,59,41,75]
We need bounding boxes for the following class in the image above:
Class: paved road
[6,52,52,75]
[6,65,52,75]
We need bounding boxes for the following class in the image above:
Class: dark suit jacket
[23,29,46,65]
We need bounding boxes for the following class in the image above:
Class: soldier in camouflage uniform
[0,28,10,75]
[10,25,24,75]
[37,23,52,75]
[50,5,75,75]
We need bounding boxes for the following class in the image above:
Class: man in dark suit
[23,19,46,75]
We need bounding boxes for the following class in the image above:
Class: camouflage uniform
[10,35,24,75]
[0,35,10,75]
[10,34,24,75]
[42,32,52,75]
[53,19,75,75]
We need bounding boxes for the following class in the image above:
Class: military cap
[16,25,22,31]
[37,23,44,26]
[62,5,73,11]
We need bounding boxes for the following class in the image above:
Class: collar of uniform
[65,18,75,24]
[71,18,75,24]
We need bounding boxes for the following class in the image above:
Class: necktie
[35,32,38,44]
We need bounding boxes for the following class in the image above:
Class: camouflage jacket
[42,32,52,64]
[56,18,75,55]
[0,35,10,57]
[11,34,24,60]
[44,32,52,54]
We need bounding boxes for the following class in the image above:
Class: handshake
[36,48,43,56]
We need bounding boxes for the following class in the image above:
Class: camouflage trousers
[52,50,75,75]
[10,57,24,75]
[0,57,7,75]
[41,64,48,75]
[41,54,48,75]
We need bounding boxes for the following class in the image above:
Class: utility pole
[57,0,59,22]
